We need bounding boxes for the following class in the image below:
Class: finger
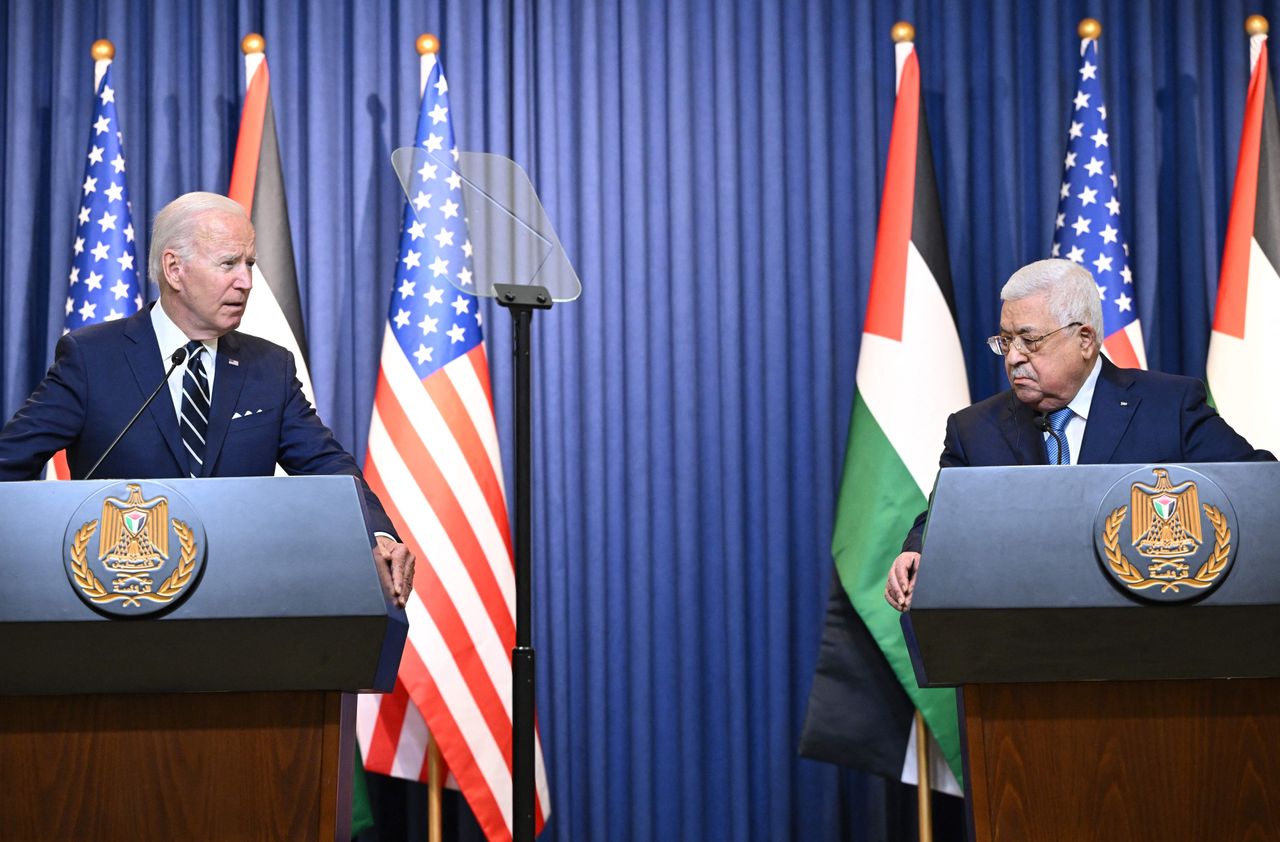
[892,562,910,592]
[391,555,406,597]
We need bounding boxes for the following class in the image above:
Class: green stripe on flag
[832,389,963,784]
[352,745,374,837]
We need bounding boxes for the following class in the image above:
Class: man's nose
[1005,342,1030,366]
[233,265,253,289]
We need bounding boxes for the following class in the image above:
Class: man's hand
[884,551,920,613]
[374,535,416,608]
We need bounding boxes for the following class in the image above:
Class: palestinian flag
[228,33,315,408]
[801,27,969,794]
[1208,20,1280,455]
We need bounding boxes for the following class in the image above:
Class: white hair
[1000,258,1103,337]
[147,192,248,286]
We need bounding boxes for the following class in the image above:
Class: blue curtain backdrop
[2,0,1276,839]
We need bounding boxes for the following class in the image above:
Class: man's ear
[161,249,183,293]
[1078,324,1097,355]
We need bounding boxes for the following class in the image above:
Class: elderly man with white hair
[0,191,414,605]
[885,258,1272,611]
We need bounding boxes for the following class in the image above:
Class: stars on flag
[388,61,483,378]
[1051,39,1138,342]
[65,64,142,335]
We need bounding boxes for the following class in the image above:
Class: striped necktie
[179,339,210,477]
[1044,406,1074,466]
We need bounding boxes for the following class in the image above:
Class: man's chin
[1011,383,1043,405]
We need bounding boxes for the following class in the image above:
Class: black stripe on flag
[254,89,309,362]
[799,570,915,779]
[1255,65,1280,272]
[909,98,959,322]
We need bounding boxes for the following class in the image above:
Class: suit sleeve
[273,354,398,541]
[1181,379,1276,462]
[901,411,971,553]
[0,332,88,480]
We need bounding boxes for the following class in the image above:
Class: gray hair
[147,192,249,287]
[1000,258,1103,338]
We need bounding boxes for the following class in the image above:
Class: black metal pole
[511,303,535,842]
[495,284,550,842]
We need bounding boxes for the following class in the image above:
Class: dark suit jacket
[0,309,394,538]
[902,358,1274,552]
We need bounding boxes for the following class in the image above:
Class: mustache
[1009,364,1036,381]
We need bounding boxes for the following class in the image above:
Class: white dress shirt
[1042,355,1102,465]
[150,301,218,420]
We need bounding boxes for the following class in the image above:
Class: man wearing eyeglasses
[885,258,1272,612]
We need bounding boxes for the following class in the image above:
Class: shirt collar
[1067,355,1102,420]
[150,300,218,364]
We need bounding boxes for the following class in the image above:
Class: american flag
[66,62,141,334]
[355,57,550,841]
[1051,36,1147,369]
[53,58,141,479]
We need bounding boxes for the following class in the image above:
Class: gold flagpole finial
[891,21,915,43]
[1246,15,1269,35]
[417,33,440,55]
[241,33,265,55]
[91,39,115,61]
[1078,18,1102,40]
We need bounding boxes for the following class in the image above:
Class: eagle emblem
[1130,468,1202,580]
[1095,466,1236,602]
[63,480,206,616]
[98,483,170,594]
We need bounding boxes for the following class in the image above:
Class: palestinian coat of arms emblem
[63,481,207,616]
[1095,466,1237,603]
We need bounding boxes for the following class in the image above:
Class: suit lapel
[999,395,1049,465]
[1079,358,1139,464]
[200,331,247,476]
[123,310,187,469]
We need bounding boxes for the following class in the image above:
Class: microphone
[84,346,188,480]
[1033,413,1068,466]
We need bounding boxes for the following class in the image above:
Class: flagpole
[413,32,448,842]
[427,734,443,842]
[894,23,937,840]
[914,710,933,841]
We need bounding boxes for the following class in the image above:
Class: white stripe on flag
[389,688,432,780]
[855,242,970,496]
[1209,237,1280,454]
[380,332,515,603]
[367,411,515,713]
[448,353,508,498]
[403,589,514,833]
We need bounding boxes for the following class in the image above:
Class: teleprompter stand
[393,147,581,842]
[494,282,553,839]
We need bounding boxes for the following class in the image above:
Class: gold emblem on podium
[1097,467,1235,601]
[64,482,205,615]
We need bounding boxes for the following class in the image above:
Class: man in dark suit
[0,191,415,605]
[885,258,1272,611]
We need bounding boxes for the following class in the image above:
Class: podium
[904,463,1280,841]
[0,476,407,841]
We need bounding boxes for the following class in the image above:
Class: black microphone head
[1032,413,1050,433]
[170,346,187,365]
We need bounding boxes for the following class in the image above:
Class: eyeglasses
[987,322,1082,356]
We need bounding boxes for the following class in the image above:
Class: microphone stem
[84,351,186,480]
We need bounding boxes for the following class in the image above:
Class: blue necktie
[1044,406,1074,465]
[179,340,210,477]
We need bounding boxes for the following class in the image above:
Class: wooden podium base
[963,679,1280,841]
[0,691,353,841]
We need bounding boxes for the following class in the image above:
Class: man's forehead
[999,295,1052,332]
[193,209,253,238]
